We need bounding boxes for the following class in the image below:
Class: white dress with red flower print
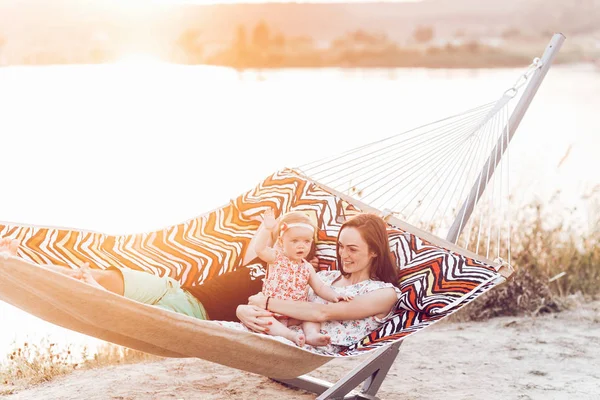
[295,270,401,353]
[262,250,311,302]
[215,269,401,356]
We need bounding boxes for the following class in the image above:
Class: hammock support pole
[276,341,402,400]
[446,33,566,243]
[274,33,564,400]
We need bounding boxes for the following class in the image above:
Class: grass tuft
[0,339,162,393]
[454,198,599,321]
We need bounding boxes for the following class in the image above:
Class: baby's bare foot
[305,333,331,347]
[295,333,306,347]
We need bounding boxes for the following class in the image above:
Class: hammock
[0,34,564,399]
[0,168,505,376]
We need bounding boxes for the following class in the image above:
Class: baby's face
[280,226,313,262]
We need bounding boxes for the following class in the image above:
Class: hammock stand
[0,34,564,400]
[275,33,565,400]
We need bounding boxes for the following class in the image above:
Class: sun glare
[148,0,420,3]
[116,53,164,65]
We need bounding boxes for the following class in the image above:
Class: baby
[252,209,349,346]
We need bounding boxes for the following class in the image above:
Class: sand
[3,300,599,400]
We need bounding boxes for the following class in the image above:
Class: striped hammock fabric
[0,169,507,377]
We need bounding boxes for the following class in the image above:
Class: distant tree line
[0,22,537,68]
[174,21,531,69]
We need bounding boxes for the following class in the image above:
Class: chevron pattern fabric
[0,169,503,356]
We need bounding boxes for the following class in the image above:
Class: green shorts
[118,268,208,320]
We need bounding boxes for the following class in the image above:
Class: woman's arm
[249,289,398,322]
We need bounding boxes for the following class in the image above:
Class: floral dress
[216,270,401,356]
[262,250,311,302]
[290,270,401,354]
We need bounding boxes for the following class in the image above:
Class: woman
[235,213,400,352]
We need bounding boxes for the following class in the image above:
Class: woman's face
[338,227,375,274]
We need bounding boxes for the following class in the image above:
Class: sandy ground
[3,301,599,400]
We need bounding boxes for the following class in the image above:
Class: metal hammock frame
[274,33,565,400]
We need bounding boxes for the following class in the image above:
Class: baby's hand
[332,294,353,303]
[262,208,278,231]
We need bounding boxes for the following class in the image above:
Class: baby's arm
[254,209,278,263]
[308,267,352,303]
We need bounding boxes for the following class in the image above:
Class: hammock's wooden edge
[498,264,514,280]
[0,274,190,359]
[0,256,334,378]
[293,169,504,270]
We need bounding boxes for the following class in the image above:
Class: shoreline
[1,60,597,72]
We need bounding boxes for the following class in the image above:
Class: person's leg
[260,316,305,346]
[303,321,330,346]
[1,237,125,294]
[88,269,124,295]
[154,278,209,319]
[40,263,124,295]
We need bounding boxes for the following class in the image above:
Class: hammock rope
[360,110,488,203]
[316,106,493,188]
[297,85,525,267]
[301,101,497,176]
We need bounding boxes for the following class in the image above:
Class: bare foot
[39,264,84,280]
[282,330,305,347]
[79,262,106,291]
[0,239,93,285]
[294,332,306,347]
[305,332,331,347]
[0,238,19,258]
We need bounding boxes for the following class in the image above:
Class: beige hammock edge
[0,255,331,379]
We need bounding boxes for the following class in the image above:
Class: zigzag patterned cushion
[391,234,499,315]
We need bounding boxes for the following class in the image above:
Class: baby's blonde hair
[276,211,318,240]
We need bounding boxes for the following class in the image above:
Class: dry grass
[0,340,77,395]
[0,340,162,395]
[453,198,600,321]
[83,343,163,369]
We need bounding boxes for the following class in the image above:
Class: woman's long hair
[337,213,399,286]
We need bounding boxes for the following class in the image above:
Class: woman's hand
[236,304,273,333]
[307,258,320,272]
[248,292,268,309]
